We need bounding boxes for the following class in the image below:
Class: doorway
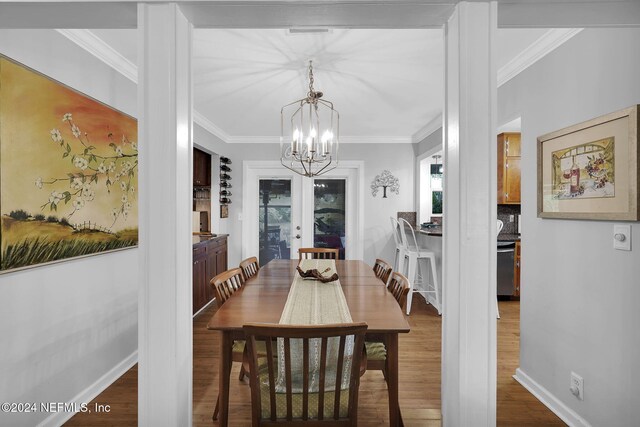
[243,161,363,262]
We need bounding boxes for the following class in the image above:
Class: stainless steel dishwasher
[497,241,516,296]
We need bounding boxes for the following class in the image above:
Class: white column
[137,3,193,426]
[442,2,497,427]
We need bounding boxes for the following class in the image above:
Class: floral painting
[551,137,615,200]
[0,56,138,272]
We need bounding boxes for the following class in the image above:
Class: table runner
[275,259,354,393]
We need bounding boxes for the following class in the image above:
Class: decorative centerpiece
[296,266,339,283]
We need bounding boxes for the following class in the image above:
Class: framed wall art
[537,105,638,220]
[0,55,138,273]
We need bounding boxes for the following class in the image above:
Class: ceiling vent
[288,28,331,34]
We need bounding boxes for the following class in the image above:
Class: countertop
[416,227,520,242]
[192,234,228,246]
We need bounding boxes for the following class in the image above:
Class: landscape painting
[551,137,615,200]
[0,56,138,272]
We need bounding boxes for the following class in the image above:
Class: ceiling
[90,27,552,143]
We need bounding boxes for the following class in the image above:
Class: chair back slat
[390,217,403,246]
[318,336,328,420]
[399,218,419,252]
[264,336,277,421]
[302,339,310,420]
[298,247,340,261]
[372,258,393,285]
[284,337,293,420]
[210,268,245,307]
[333,335,346,420]
[243,323,367,426]
[388,272,410,312]
[240,256,260,281]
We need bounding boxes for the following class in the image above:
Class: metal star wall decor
[371,170,399,198]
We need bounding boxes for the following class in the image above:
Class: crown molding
[193,110,232,142]
[412,113,442,143]
[497,28,583,87]
[56,29,137,83]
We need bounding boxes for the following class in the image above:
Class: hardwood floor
[66,298,563,426]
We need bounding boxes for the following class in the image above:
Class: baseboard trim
[514,368,591,427]
[193,297,216,317]
[38,350,138,427]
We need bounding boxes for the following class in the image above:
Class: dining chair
[365,272,409,380]
[210,268,247,420]
[243,322,368,426]
[398,218,441,315]
[390,217,405,273]
[211,268,246,308]
[298,247,340,261]
[372,258,393,286]
[240,256,260,281]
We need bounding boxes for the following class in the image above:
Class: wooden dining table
[207,259,411,426]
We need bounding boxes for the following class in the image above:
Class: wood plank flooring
[66,298,564,426]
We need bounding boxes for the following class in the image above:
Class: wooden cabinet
[193,147,211,186]
[497,132,521,204]
[193,245,208,314]
[192,236,228,314]
[513,241,521,298]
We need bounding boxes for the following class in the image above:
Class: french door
[244,162,362,264]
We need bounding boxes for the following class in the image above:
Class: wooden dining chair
[243,322,368,426]
[240,256,260,281]
[364,272,409,381]
[372,258,393,286]
[211,268,245,308]
[298,247,340,261]
[210,268,247,420]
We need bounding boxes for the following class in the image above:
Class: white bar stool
[398,218,441,315]
[390,217,406,274]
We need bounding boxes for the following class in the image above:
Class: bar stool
[398,218,441,315]
[390,217,405,273]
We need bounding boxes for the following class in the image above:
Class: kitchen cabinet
[193,235,228,314]
[514,241,521,298]
[193,147,211,186]
[497,132,521,204]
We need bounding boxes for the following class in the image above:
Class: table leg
[386,333,403,427]
[218,331,233,427]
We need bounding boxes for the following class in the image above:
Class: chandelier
[280,61,339,177]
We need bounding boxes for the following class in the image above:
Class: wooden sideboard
[193,235,228,314]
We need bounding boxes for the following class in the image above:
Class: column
[442,2,498,426]
[137,3,193,426]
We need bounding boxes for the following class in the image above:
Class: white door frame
[243,160,364,261]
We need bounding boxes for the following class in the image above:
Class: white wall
[0,30,138,426]
[194,125,416,267]
[499,28,640,426]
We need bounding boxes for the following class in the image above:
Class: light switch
[613,224,631,251]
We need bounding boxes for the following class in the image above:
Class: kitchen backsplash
[498,204,521,235]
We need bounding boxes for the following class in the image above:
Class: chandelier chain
[308,60,314,96]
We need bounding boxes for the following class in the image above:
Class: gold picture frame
[537,105,639,220]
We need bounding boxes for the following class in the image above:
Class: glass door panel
[313,179,346,259]
[259,179,292,265]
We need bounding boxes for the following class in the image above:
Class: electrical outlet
[570,372,584,401]
[509,215,514,222]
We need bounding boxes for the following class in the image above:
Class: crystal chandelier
[280,61,339,177]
